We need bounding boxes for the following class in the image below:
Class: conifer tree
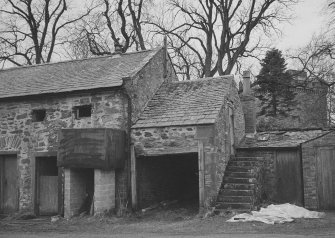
[255,49,295,116]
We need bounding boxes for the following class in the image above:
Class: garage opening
[137,153,199,210]
[65,168,94,216]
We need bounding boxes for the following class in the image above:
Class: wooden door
[275,150,303,205]
[0,155,19,214]
[36,157,58,215]
[317,147,335,210]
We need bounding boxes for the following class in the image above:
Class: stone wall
[201,107,229,208]
[94,169,116,214]
[256,87,328,131]
[124,48,177,124]
[0,89,128,212]
[132,126,198,156]
[301,131,335,209]
[236,149,278,201]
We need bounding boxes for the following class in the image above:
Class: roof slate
[132,76,234,128]
[0,48,161,99]
[238,129,330,148]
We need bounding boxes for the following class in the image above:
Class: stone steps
[224,171,255,178]
[220,189,254,196]
[215,156,263,213]
[223,177,257,184]
[226,166,255,172]
[216,202,253,210]
[217,195,253,203]
[228,160,261,167]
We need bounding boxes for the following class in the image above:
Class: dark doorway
[275,150,303,205]
[0,155,19,214]
[137,153,199,209]
[36,156,59,215]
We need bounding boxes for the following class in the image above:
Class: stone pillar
[64,168,87,219]
[94,169,116,214]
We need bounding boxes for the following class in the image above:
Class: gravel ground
[1,206,334,238]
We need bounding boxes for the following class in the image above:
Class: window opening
[32,109,46,122]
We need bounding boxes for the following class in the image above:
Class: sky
[275,0,328,51]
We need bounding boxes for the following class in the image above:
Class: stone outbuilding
[131,76,245,210]
[0,47,177,217]
[236,129,331,208]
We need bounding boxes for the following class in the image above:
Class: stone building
[2,44,332,218]
[131,76,245,210]
[234,71,335,210]
[0,47,177,217]
[0,46,248,217]
[251,70,328,131]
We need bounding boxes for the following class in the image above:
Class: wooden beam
[198,140,205,209]
[130,144,137,210]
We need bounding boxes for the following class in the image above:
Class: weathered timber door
[0,155,19,214]
[36,157,58,215]
[317,147,335,210]
[275,150,303,205]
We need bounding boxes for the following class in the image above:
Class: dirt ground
[1,204,335,238]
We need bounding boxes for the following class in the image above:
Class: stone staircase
[215,156,264,213]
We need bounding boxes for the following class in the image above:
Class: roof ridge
[0,47,162,73]
[171,75,234,83]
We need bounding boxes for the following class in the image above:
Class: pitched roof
[0,48,161,99]
[132,76,234,128]
[238,129,330,148]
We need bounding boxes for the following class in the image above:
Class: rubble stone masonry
[0,89,128,211]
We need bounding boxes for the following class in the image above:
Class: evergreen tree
[255,49,295,116]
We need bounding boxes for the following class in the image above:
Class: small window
[73,105,92,119]
[32,109,46,122]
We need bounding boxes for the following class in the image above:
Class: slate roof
[238,129,330,148]
[0,48,161,99]
[132,76,234,128]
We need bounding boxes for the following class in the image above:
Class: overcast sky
[275,0,328,50]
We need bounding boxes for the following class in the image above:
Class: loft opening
[32,109,46,122]
[137,153,199,210]
[73,105,92,119]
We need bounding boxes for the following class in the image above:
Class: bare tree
[148,0,297,80]
[0,0,93,67]
[288,32,335,125]
[69,0,151,58]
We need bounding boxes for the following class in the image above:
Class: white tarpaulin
[227,203,325,224]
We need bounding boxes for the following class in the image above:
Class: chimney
[240,70,256,134]
[242,70,251,95]
[114,39,123,54]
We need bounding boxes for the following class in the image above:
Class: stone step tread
[215,202,253,210]
[218,195,253,198]
[224,171,256,178]
[222,183,256,189]
[223,177,257,183]
[217,196,253,203]
[215,208,252,213]
[220,189,254,193]
[233,157,263,160]
[225,166,256,172]
[228,161,261,165]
